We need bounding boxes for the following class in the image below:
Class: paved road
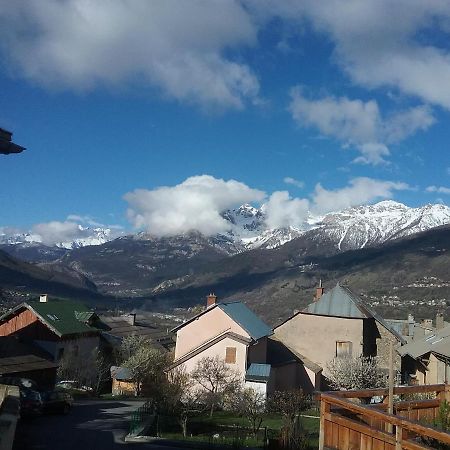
[13,400,155,450]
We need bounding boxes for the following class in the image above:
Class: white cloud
[283,177,304,188]
[32,221,88,245]
[264,191,309,229]
[124,175,265,236]
[250,1,450,110]
[0,1,259,110]
[311,177,410,214]
[289,88,434,165]
[426,186,450,195]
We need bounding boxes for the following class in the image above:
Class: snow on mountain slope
[1,201,449,258]
[316,201,450,251]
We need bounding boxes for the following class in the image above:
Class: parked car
[41,390,73,414]
[19,388,43,418]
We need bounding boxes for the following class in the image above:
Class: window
[336,341,352,357]
[225,347,237,364]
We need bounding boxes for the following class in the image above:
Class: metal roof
[245,363,271,382]
[0,355,58,375]
[171,301,272,341]
[217,302,272,341]
[0,299,105,337]
[303,284,406,344]
[398,325,450,360]
[110,366,133,381]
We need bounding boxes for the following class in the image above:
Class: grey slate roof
[171,301,272,341]
[398,325,450,360]
[246,363,271,382]
[303,284,406,344]
[110,366,133,381]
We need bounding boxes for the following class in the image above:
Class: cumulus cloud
[249,1,450,110]
[426,186,450,195]
[311,177,410,214]
[283,177,304,188]
[124,175,265,236]
[0,1,259,109]
[32,220,88,245]
[264,191,309,229]
[289,88,434,165]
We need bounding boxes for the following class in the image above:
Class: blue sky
[0,1,449,241]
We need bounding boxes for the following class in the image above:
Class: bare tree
[232,387,266,437]
[191,356,240,417]
[327,355,389,392]
[269,389,311,449]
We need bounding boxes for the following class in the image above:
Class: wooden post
[387,341,395,433]
[395,425,403,450]
[318,397,330,450]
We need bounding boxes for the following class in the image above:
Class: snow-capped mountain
[1,201,450,261]
[314,201,450,251]
[0,226,113,250]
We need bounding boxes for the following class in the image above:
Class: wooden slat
[338,425,349,449]
[327,384,445,399]
[360,433,373,450]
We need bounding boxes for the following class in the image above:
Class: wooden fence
[318,384,450,449]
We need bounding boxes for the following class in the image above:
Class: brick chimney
[206,293,217,308]
[39,294,48,303]
[314,280,324,302]
[436,312,445,330]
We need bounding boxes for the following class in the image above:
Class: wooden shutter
[225,347,237,364]
[336,341,352,357]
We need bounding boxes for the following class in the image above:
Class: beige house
[398,323,450,385]
[170,295,274,395]
[273,283,406,387]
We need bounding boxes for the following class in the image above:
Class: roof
[398,325,450,360]
[0,128,25,154]
[302,284,406,344]
[171,301,272,341]
[245,363,271,382]
[0,336,58,375]
[110,366,133,381]
[0,299,105,337]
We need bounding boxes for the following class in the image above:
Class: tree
[232,387,266,437]
[326,355,389,392]
[269,389,311,449]
[191,355,240,417]
[120,337,168,396]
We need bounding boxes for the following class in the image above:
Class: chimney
[314,280,324,302]
[436,312,445,330]
[206,293,217,308]
[39,294,48,303]
[126,313,136,326]
[421,319,433,334]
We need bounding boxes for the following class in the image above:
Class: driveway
[13,399,146,450]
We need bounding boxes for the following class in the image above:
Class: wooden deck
[318,384,450,449]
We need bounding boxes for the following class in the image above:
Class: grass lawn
[156,409,320,449]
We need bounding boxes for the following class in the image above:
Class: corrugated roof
[0,355,58,375]
[245,363,271,382]
[0,300,104,337]
[303,284,406,344]
[398,325,450,359]
[218,302,272,341]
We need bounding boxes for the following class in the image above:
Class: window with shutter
[225,347,236,364]
[336,341,352,357]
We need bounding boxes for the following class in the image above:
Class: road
[13,400,187,450]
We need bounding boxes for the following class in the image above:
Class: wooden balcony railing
[318,384,450,450]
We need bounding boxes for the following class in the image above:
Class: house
[398,321,450,385]
[0,295,108,362]
[273,283,407,388]
[170,294,274,395]
[100,313,172,351]
[0,336,58,390]
[110,366,136,396]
